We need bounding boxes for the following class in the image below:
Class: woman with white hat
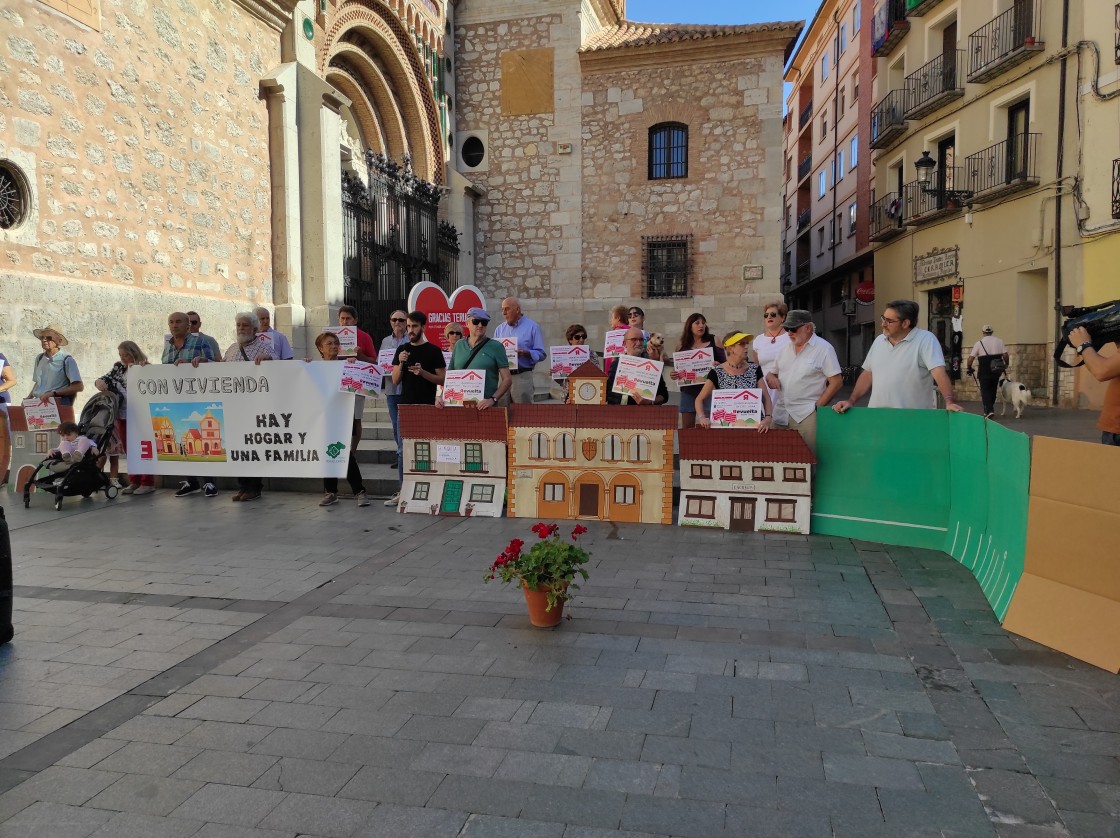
[29,325,84,406]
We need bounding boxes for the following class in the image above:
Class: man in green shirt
[444,306,511,408]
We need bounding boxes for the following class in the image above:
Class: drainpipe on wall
[1051,0,1070,405]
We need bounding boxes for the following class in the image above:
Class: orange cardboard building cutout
[507,404,676,524]
[7,403,76,495]
[566,360,607,405]
[677,428,816,533]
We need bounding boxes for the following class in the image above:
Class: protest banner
[498,337,518,368]
[442,369,485,406]
[604,329,628,360]
[407,282,488,348]
[323,326,358,356]
[550,345,591,379]
[126,362,353,478]
[340,361,383,398]
[672,348,715,385]
[20,400,62,431]
[610,356,665,401]
[709,389,765,428]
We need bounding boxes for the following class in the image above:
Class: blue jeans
[1104,432,1120,446]
[386,394,402,489]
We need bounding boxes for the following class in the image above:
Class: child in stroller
[24,391,121,510]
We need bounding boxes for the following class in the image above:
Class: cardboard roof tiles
[678,427,817,465]
[398,404,508,442]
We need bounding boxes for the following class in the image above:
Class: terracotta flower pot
[523,583,565,627]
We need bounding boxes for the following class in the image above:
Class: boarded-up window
[500,48,554,116]
[40,0,101,30]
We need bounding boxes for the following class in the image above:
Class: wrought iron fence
[962,133,1039,197]
[869,191,905,239]
[902,167,966,220]
[905,50,964,117]
[342,152,459,335]
[798,155,813,181]
[799,99,813,130]
[872,0,908,56]
[797,208,812,232]
[870,89,909,149]
[968,0,1037,80]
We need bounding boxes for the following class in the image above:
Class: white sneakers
[384,492,400,507]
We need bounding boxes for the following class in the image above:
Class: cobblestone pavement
[1,493,1118,837]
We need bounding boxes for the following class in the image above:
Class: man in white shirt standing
[833,299,962,413]
[765,310,843,455]
[254,307,294,360]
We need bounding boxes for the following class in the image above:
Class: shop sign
[913,247,959,285]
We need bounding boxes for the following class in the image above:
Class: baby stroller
[23,392,121,511]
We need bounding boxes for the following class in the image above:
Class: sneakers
[320,492,338,507]
[984,412,995,419]
[384,492,400,507]
[133,485,155,495]
[120,483,137,495]
[203,482,218,497]
[356,490,370,508]
[175,482,200,497]
[109,478,123,490]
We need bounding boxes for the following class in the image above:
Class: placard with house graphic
[323,326,358,356]
[709,389,765,428]
[610,356,665,401]
[339,361,382,398]
[442,369,486,406]
[672,348,715,384]
[550,345,591,379]
[603,329,628,360]
[498,337,519,368]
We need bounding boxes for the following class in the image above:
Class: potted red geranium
[485,522,591,627]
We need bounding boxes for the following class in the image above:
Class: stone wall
[0,0,279,396]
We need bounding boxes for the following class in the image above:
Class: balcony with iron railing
[797,208,812,233]
[904,50,965,120]
[870,89,909,150]
[798,154,813,182]
[797,259,811,280]
[869,192,906,242]
[963,133,1040,202]
[872,0,910,58]
[1112,159,1120,220]
[967,1,1044,83]
[902,167,968,224]
[905,0,947,17]
[799,99,814,131]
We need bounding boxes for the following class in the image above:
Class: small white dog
[998,376,1031,419]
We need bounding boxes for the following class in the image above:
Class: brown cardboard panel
[501,48,554,116]
[1003,574,1120,672]
[1023,498,1120,600]
[1030,436,1120,515]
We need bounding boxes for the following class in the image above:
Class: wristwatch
[1076,342,1093,355]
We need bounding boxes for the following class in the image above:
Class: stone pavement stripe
[13,586,286,613]
[0,516,455,796]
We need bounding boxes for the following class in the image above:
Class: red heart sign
[408,282,488,351]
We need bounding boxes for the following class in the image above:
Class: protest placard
[604,329,628,360]
[610,356,664,401]
[442,369,486,406]
[339,361,383,397]
[498,337,518,368]
[21,399,62,431]
[323,326,358,356]
[709,389,765,428]
[672,348,715,385]
[550,345,591,379]
[376,349,396,377]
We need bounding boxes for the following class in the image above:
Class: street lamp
[915,150,973,207]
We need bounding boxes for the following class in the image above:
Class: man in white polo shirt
[833,299,962,413]
[765,310,842,454]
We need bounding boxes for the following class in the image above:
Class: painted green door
[441,480,463,514]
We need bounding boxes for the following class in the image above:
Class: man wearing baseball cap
[966,324,1008,419]
[442,307,511,409]
[29,325,84,406]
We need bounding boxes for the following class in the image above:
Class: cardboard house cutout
[7,403,76,495]
[677,428,816,533]
[566,360,607,405]
[507,404,676,524]
[397,404,508,517]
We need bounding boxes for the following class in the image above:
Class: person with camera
[967,325,1009,419]
[1069,325,1120,446]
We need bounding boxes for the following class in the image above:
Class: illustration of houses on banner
[149,404,226,462]
[677,428,816,533]
[396,404,508,516]
[507,404,676,524]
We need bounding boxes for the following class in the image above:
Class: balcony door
[937,136,956,208]
[941,22,958,88]
[1007,100,1030,183]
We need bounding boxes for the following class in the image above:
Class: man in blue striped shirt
[494,296,545,404]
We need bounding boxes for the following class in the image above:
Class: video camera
[1056,298,1120,368]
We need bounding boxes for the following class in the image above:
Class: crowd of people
[3,294,1117,505]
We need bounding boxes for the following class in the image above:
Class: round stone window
[0,161,30,230]
[461,136,485,168]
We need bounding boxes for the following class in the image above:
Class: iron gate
[342,152,459,337]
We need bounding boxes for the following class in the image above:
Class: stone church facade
[1,0,798,396]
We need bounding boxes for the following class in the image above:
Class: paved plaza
[0,490,1118,837]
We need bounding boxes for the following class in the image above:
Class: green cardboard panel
[980,422,1030,620]
[813,408,951,550]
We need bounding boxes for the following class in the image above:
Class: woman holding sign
[669,313,725,429]
[695,332,773,432]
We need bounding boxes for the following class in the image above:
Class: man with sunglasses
[187,311,221,361]
[493,297,545,404]
[442,307,511,409]
[606,328,669,405]
[379,310,410,506]
[765,311,842,454]
[834,299,962,413]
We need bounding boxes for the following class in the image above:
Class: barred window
[642,235,692,299]
[648,123,688,180]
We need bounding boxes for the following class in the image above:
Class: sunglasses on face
[470,318,488,326]
[390,317,406,323]
[571,333,586,340]
[447,330,462,336]
[189,320,200,326]
[764,312,780,319]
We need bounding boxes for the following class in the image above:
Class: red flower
[571,525,588,539]
[508,538,524,555]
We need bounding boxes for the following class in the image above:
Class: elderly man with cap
[493,296,546,404]
[765,310,842,454]
[967,324,1009,419]
[254,307,294,360]
[29,325,84,406]
[441,306,511,409]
